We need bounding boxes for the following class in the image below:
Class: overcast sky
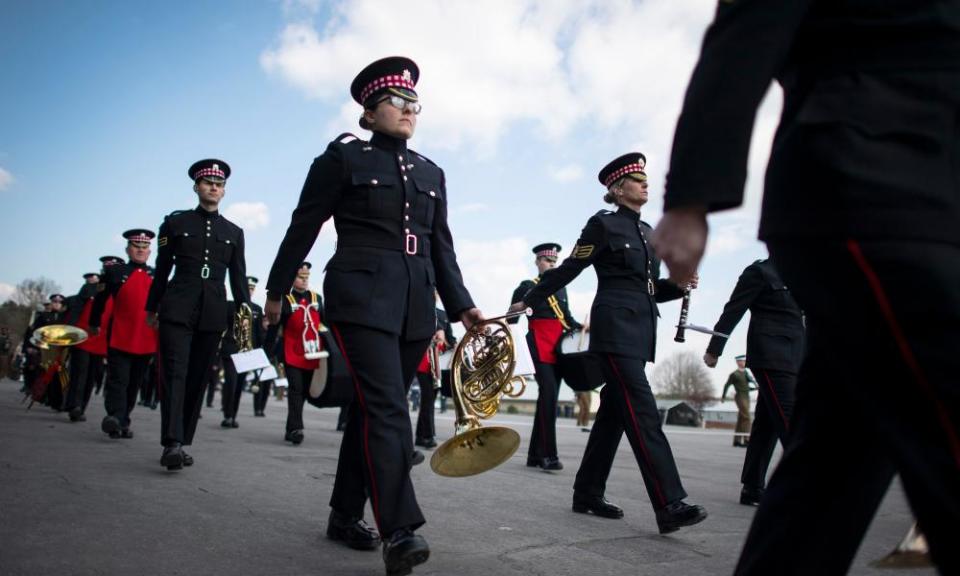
[1,0,783,393]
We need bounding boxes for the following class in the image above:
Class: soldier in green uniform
[720,355,755,447]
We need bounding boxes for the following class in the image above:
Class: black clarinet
[674,288,691,343]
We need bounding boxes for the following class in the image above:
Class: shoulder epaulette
[166,209,188,220]
[334,132,364,145]
[595,209,615,217]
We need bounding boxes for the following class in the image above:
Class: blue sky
[1,0,782,392]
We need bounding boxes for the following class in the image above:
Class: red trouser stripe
[847,240,960,469]
[607,355,667,507]
[758,369,789,433]
[331,324,381,528]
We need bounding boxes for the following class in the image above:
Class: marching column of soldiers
[12,6,960,570]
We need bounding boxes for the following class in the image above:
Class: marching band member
[222,276,265,420]
[24,294,67,408]
[265,56,481,575]
[509,243,583,471]
[64,268,111,421]
[263,262,322,444]
[146,159,249,470]
[90,230,158,440]
[510,153,707,534]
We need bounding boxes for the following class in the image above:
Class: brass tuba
[28,324,88,405]
[430,311,528,477]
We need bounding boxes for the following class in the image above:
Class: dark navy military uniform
[665,1,960,572]
[509,275,581,467]
[146,207,249,449]
[524,206,689,514]
[266,130,474,538]
[706,259,805,494]
[218,301,241,427]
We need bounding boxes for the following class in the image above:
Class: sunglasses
[377,94,422,115]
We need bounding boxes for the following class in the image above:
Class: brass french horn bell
[430,309,529,478]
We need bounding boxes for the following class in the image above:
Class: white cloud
[452,202,489,215]
[0,282,15,302]
[224,202,270,231]
[0,167,13,191]
[548,164,583,183]
[453,236,531,315]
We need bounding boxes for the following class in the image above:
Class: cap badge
[402,69,412,82]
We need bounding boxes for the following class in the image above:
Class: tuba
[430,311,528,477]
[28,325,88,405]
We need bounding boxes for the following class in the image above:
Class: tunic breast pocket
[175,230,201,254]
[412,176,440,227]
[351,172,401,219]
[609,236,646,272]
[213,233,235,261]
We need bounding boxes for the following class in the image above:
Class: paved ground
[0,379,932,576]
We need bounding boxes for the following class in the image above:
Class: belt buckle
[647,279,655,295]
[405,234,418,255]
[201,265,210,279]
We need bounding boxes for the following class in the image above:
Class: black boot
[572,494,624,519]
[285,429,304,445]
[160,444,184,471]
[655,501,708,534]
[101,416,121,438]
[540,457,563,471]
[382,529,429,576]
[739,485,763,506]
[326,509,380,551]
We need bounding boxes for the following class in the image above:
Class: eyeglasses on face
[377,94,422,115]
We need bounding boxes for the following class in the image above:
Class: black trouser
[46,366,65,410]
[158,322,221,447]
[573,354,687,511]
[104,348,151,428]
[740,368,796,490]
[139,359,158,406]
[414,372,436,441]
[66,348,92,412]
[328,322,430,537]
[285,365,313,432]
[82,356,104,410]
[734,241,960,575]
[204,363,218,407]
[253,379,272,413]
[220,356,242,419]
[337,404,349,429]
[528,359,561,461]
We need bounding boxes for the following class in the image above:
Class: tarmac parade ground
[0,379,933,576]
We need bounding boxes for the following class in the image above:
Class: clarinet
[674,287,691,343]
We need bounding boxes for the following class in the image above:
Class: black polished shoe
[739,485,763,506]
[68,407,85,422]
[101,416,121,438]
[526,457,540,468]
[382,529,429,576]
[540,457,563,471]
[119,428,134,439]
[254,410,265,417]
[327,509,381,551]
[182,451,194,467]
[572,494,624,519]
[160,444,184,471]
[656,501,708,534]
[230,418,239,428]
[221,418,233,428]
[285,429,304,445]
[414,437,437,449]
[411,450,425,467]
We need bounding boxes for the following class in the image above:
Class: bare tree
[12,277,60,310]
[652,350,716,411]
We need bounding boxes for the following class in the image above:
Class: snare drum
[556,330,604,392]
